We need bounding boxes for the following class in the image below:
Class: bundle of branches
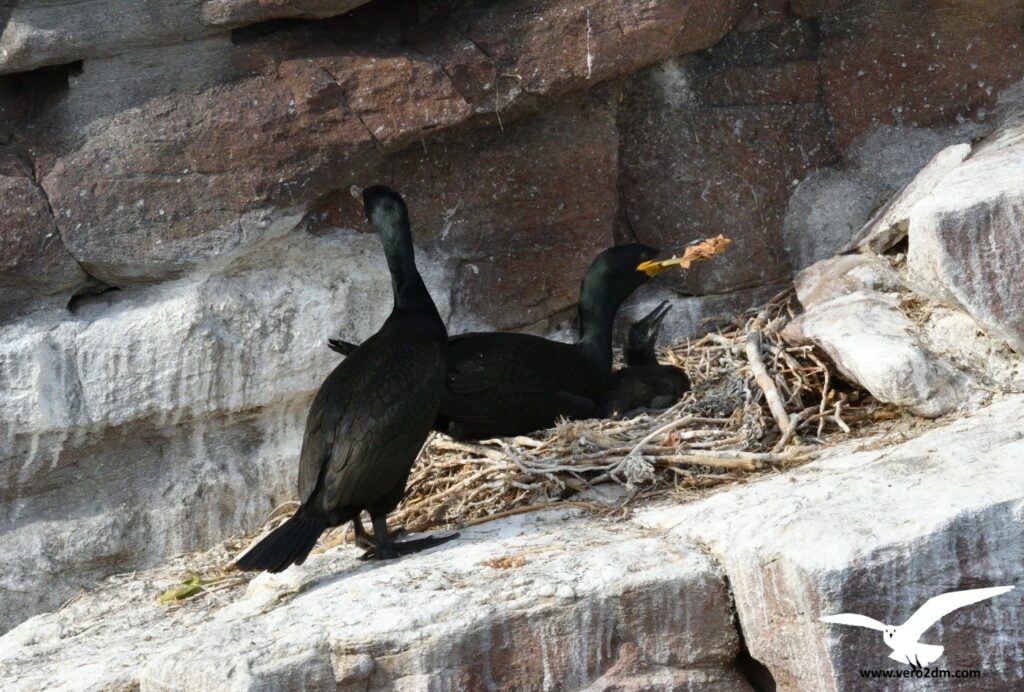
[150,289,895,605]
[315,289,892,547]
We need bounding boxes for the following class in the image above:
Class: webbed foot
[359,532,460,561]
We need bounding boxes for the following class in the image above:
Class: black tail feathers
[235,508,329,573]
[327,338,359,356]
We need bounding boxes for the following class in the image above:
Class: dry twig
[160,289,890,606]
[314,289,883,544]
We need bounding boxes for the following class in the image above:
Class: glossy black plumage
[601,301,691,418]
[330,244,661,439]
[237,186,451,573]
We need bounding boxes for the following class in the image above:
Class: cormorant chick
[329,244,672,439]
[601,301,691,418]
[237,186,454,573]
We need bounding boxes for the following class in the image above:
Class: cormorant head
[579,243,662,310]
[355,184,409,232]
[628,301,672,353]
[352,185,414,261]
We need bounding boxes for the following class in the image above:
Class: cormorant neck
[625,332,658,365]
[577,298,616,370]
[385,235,436,314]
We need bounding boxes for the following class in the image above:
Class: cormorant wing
[899,586,1015,641]
[441,332,601,434]
[445,339,505,395]
[311,336,444,511]
[820,613,887,630]
[297,395,335,503]
[446,332,595,396]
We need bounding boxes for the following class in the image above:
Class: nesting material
[637,234,732,275]
[150,290,892,605]
[312,289,889,548]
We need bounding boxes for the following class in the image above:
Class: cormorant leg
[351,516,374,550]
[352,514,410,552]
[359,514,459,561]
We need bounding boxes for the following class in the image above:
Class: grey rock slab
[907,119,1024,353]
[850,142,972,254]
[782,124,982,274]
[637,393,1024,690]
[623,282,788,344]
[792,253,903,309]
[784,291,970,417]
[200,0,372,27]
[0,228,454,633]
[782,168,883,272]
[916,303,1024,392]
[0,0,219,74]
[0,512,743,691]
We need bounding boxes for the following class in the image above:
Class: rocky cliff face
[3,396,1023,690]
[2,0,1023,635]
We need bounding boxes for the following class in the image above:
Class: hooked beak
[636,258,674,277]
[636,234,732,276]
[349,184,363,200]
[650,300,672,329]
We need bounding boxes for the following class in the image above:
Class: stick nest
[310,288,895,548]
[133,289,905,608]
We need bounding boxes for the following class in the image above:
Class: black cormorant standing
[329,244,669,439]
[237,186,454,573]
[601,301,691,418]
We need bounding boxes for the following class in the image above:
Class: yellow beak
[636,234,732,276]
[636,259,673,277]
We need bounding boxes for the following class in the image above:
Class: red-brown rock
[412,0,748,118]
[28,0,748,290]
[38,47,468,284]
[704,15,817,65]
[790,0,859,17]
[700,60,820,106]
[736,0,790,33]
[309,89,620,331]
[0,148,87,308]
[0,78,28,142]
[819,0,1024,151]
[619,60,835,294]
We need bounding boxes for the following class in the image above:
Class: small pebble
[421,579,444,591]
[534,584,555,597]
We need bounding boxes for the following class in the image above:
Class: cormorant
[237,185,454,573]
[329,244,674,440]
[601,301,691,418]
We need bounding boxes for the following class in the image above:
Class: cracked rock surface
[4,0,1024,640]
[639,393,1024,691]
[0,511,747,691]
[4,394,1024,690]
